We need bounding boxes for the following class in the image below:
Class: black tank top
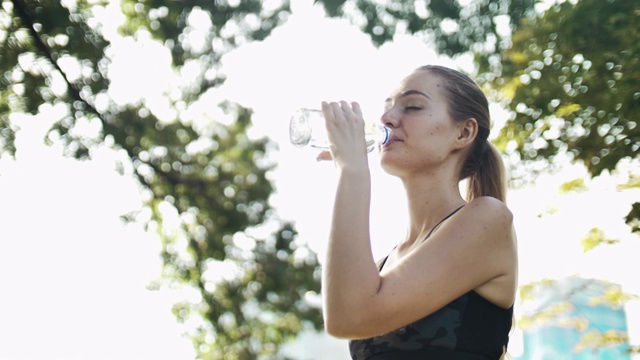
[349,206,513,360]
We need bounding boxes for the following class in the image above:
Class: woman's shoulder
[453,196,515,246]
[459,197,518,308]
[465,196,513,223]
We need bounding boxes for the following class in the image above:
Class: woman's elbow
[324,319,361,339]
[324,310,379,339]
[323,309,351,338]
[323,309,362,338]
[324,319,347,338]
[323,288,384,338]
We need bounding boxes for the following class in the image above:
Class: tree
[12,0,532,356]
[0,0,321,359]
[486,0,640,353]
[484,0,640,235]
[316,0,638,235]
[316,0,537,58]
[6,0,638,357]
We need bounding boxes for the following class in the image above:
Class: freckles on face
[379,70,459,174]
[379,145,411,175]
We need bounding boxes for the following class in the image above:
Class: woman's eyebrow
[385,89,431,103]
[400,89,431,99]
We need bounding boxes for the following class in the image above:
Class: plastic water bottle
[289,108,390,153]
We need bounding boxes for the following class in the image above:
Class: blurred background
[0,0,638,359]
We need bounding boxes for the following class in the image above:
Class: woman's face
[379,70,460,177]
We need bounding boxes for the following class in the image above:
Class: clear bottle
[289,108,389,153]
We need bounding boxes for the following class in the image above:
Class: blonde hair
[417,65,507,203]
[467,141,506,203]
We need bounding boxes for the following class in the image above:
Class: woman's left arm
[320,101,385,336]
[325,196,516,339]
[322,165,383,336]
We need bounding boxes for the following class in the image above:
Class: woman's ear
[454,118,478,149]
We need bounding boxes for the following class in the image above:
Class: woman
[318,65,518,359]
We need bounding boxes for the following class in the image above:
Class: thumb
[316,151,333,162]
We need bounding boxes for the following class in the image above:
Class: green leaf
[580,228,619,253]
[559,178,588,193]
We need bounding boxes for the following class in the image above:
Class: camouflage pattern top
[348,290,513,359]
[349,206,513,359]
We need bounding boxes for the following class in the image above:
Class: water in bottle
[289,108,389,153]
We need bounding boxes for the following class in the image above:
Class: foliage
[315,0,537,58]
[0,0,110,158]
[5,0,640,357]
[625,202,640,234]
[484,0,640,233]
[488,0,640,176]
[617,177,640,234]
[319,0,640,237]
[0,0,322,359]
[580,228,619,253]
[573,329,630,354]
[558,177,587,193]
[617,174,640,191]
[483,1,639,351]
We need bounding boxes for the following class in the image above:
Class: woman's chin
[379,156,405,176]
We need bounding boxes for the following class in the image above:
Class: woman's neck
[400,171,466,245]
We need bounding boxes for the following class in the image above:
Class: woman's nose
[381,109,398,128]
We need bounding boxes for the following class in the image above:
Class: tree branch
[11,0,103,122]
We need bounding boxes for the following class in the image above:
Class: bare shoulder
[466,196,513,219]
[460,197,513,237]
[357,196,517,334]
[460,197,518,307]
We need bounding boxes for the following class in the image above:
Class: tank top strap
[378,204,465,271]
[377,255,389,271]
[422,204,465,242]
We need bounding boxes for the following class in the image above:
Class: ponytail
[416,65,507,204]
[466,141,507,203]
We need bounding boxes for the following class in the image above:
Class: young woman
[318,65,518,359]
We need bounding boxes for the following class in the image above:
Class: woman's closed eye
[382,102,423,113]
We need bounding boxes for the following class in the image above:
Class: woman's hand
[316,150,333,161]
[319,100,369,170]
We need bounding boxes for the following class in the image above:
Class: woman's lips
[383,135,402,147]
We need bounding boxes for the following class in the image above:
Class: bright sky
[1,1,638,359]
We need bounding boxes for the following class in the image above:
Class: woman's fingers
[321,101,334,120]
[351,102,363,118]
[316,150,333,161]
[331,101,347,122]
[318,100,368,169]
[322,101,361,122]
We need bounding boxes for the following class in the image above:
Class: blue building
[516,276,631,359]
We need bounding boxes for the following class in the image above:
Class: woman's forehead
[404,69,442,87]
[389,70,443,99]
